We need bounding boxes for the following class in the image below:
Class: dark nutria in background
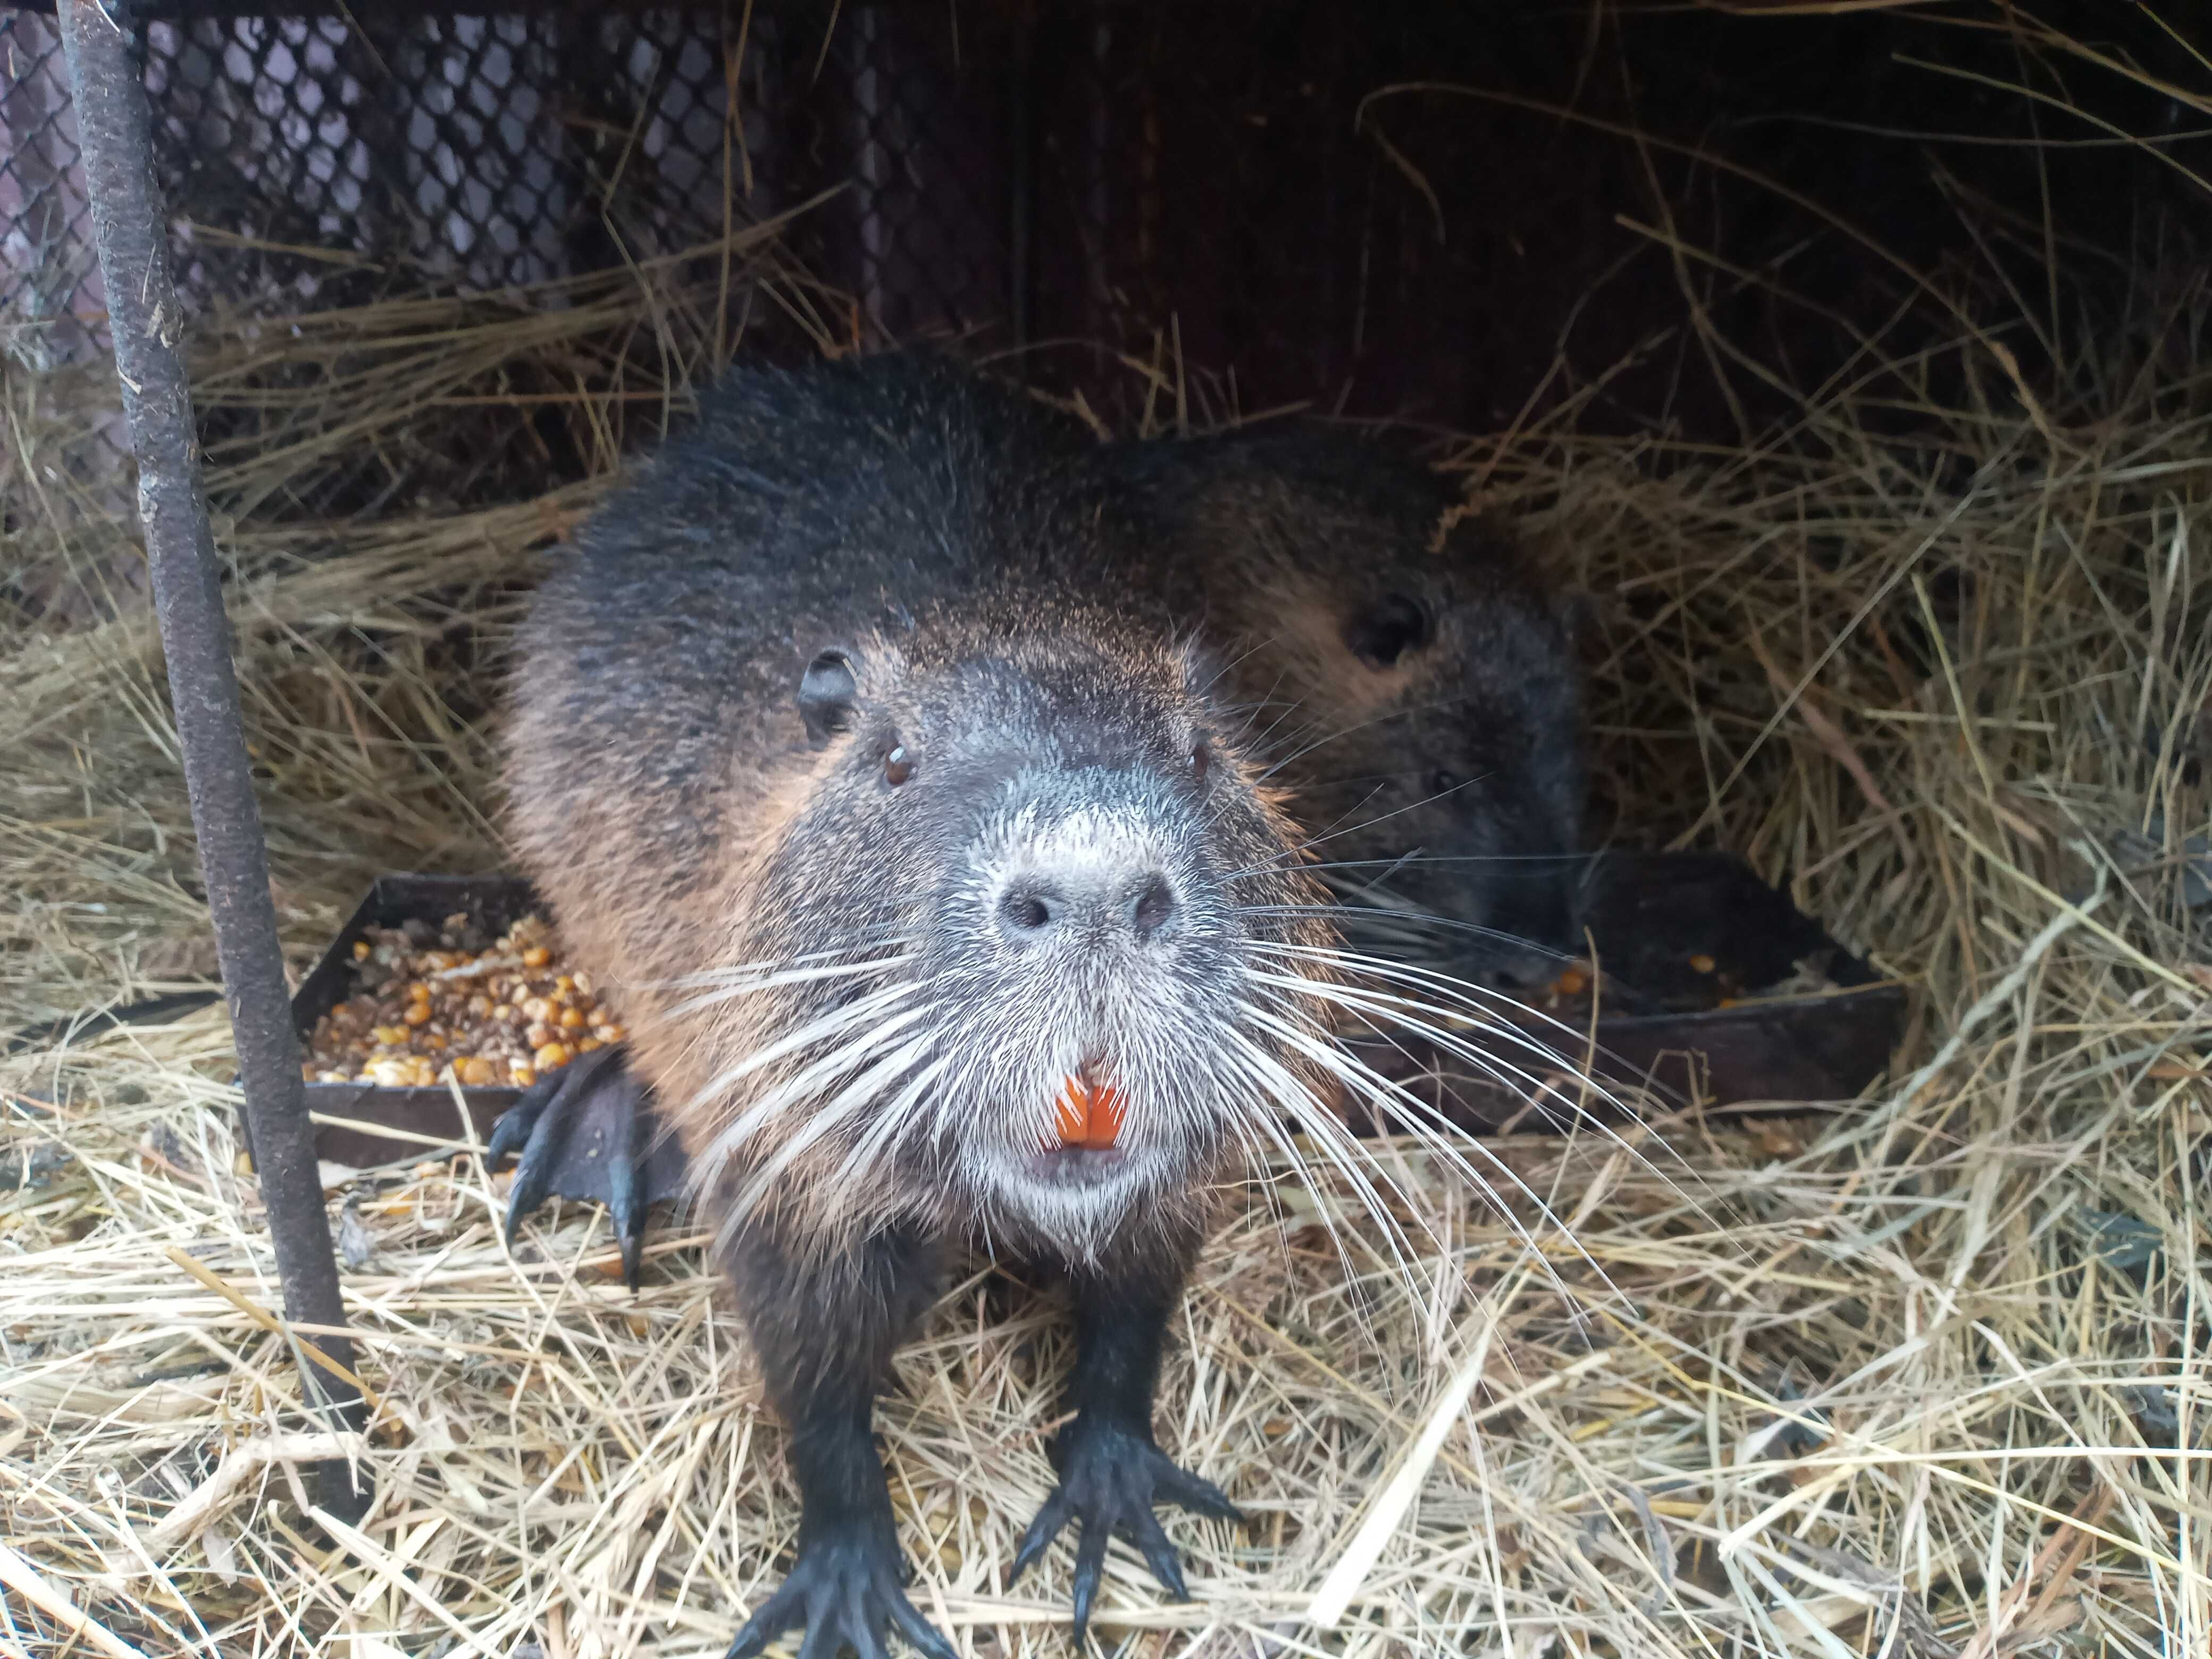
[497,354,1358,1657]
[1084,428,1590,984]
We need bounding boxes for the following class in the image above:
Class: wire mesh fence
[2,5,1017,358]
[6,0,2206,482]
[3,2,1030,520]
[3,0,1574,461]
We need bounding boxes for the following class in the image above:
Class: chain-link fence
[2,2,1036,524]
[0,0,1736,452]
[6,1,2206,465]
[1,6,998,333]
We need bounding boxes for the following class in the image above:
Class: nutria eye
[883,745,912,787]
[1189,742,1210,782]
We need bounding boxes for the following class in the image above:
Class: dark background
[3,1,2206,456]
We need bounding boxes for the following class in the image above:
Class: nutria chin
[496,354,1360,1657]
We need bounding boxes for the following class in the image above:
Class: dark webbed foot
[724,1517,958,1659]
[1009,1417,1244,1643]
[487,1043,676,1291]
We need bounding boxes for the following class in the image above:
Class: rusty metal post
[57,0,370,1521]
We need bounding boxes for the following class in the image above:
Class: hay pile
[5,217,2210,1659]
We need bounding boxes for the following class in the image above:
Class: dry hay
[5,213,2212,1659]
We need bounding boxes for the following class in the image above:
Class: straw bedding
[4,207,2209,1659]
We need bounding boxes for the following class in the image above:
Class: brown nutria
[494,354,1352,1658]
[1078,429,1590,987]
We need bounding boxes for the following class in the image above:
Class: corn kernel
[492,1003,513,1023]
[573,970,594,995]
[534,1042,572,1070]
[408,981,432,1003]
[1689,953,1716,974]
[598,1024,625,1044]
[559,1006,585,1030]
[456,1055,497,1087]
[525,1021,552,1048]
[577,1037,604,1054]
[372,1024,409,1045]
[555,975,575,994]
[403,1002,432,1027]
[351,940,371,961]
[522,946,551,969]
[510,1062,537,1087]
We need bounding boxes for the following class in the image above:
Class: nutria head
[681,598,1335,1259]
[1087,428,1591,989]
[1298,560,1589,985]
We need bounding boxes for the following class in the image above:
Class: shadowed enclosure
[3,3,2209,1656]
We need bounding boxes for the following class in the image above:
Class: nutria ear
[1342,591,1431,672]
[797,647,860,746]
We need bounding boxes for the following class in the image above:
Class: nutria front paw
[487,1043,658,1291]
[1007,1418,1244,1643]
[724,1520,958,1659]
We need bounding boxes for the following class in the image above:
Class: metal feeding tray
[291,857,1905,1175]
[1342,851,1907,1135]
[290,873,543,1170]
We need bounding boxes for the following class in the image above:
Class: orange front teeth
[1054,1070,1125,1149]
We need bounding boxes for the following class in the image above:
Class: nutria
[495,354,1350,1658]
[1078,428,1590,985]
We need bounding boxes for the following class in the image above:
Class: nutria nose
[995,871,1179,942]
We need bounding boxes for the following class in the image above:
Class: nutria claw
[1008,1417,1244,1644]
[723,1521,958,1659]
[488,1043,650,1291]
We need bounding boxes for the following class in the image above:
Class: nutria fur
[1081,429,1588,982]
[497,354,1337,1659]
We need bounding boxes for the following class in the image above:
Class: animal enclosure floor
[4,232,2208,1658]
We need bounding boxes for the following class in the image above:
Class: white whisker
[665,953,917,1020]
[690,980,916,1109]
[827,1046,959,1195]
[1247,953,1729,1262]
[1214,1027,1433,1292]
[1270,1000,1621,1306]
[721,1030,942,1229]
[690,991,928,1198]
